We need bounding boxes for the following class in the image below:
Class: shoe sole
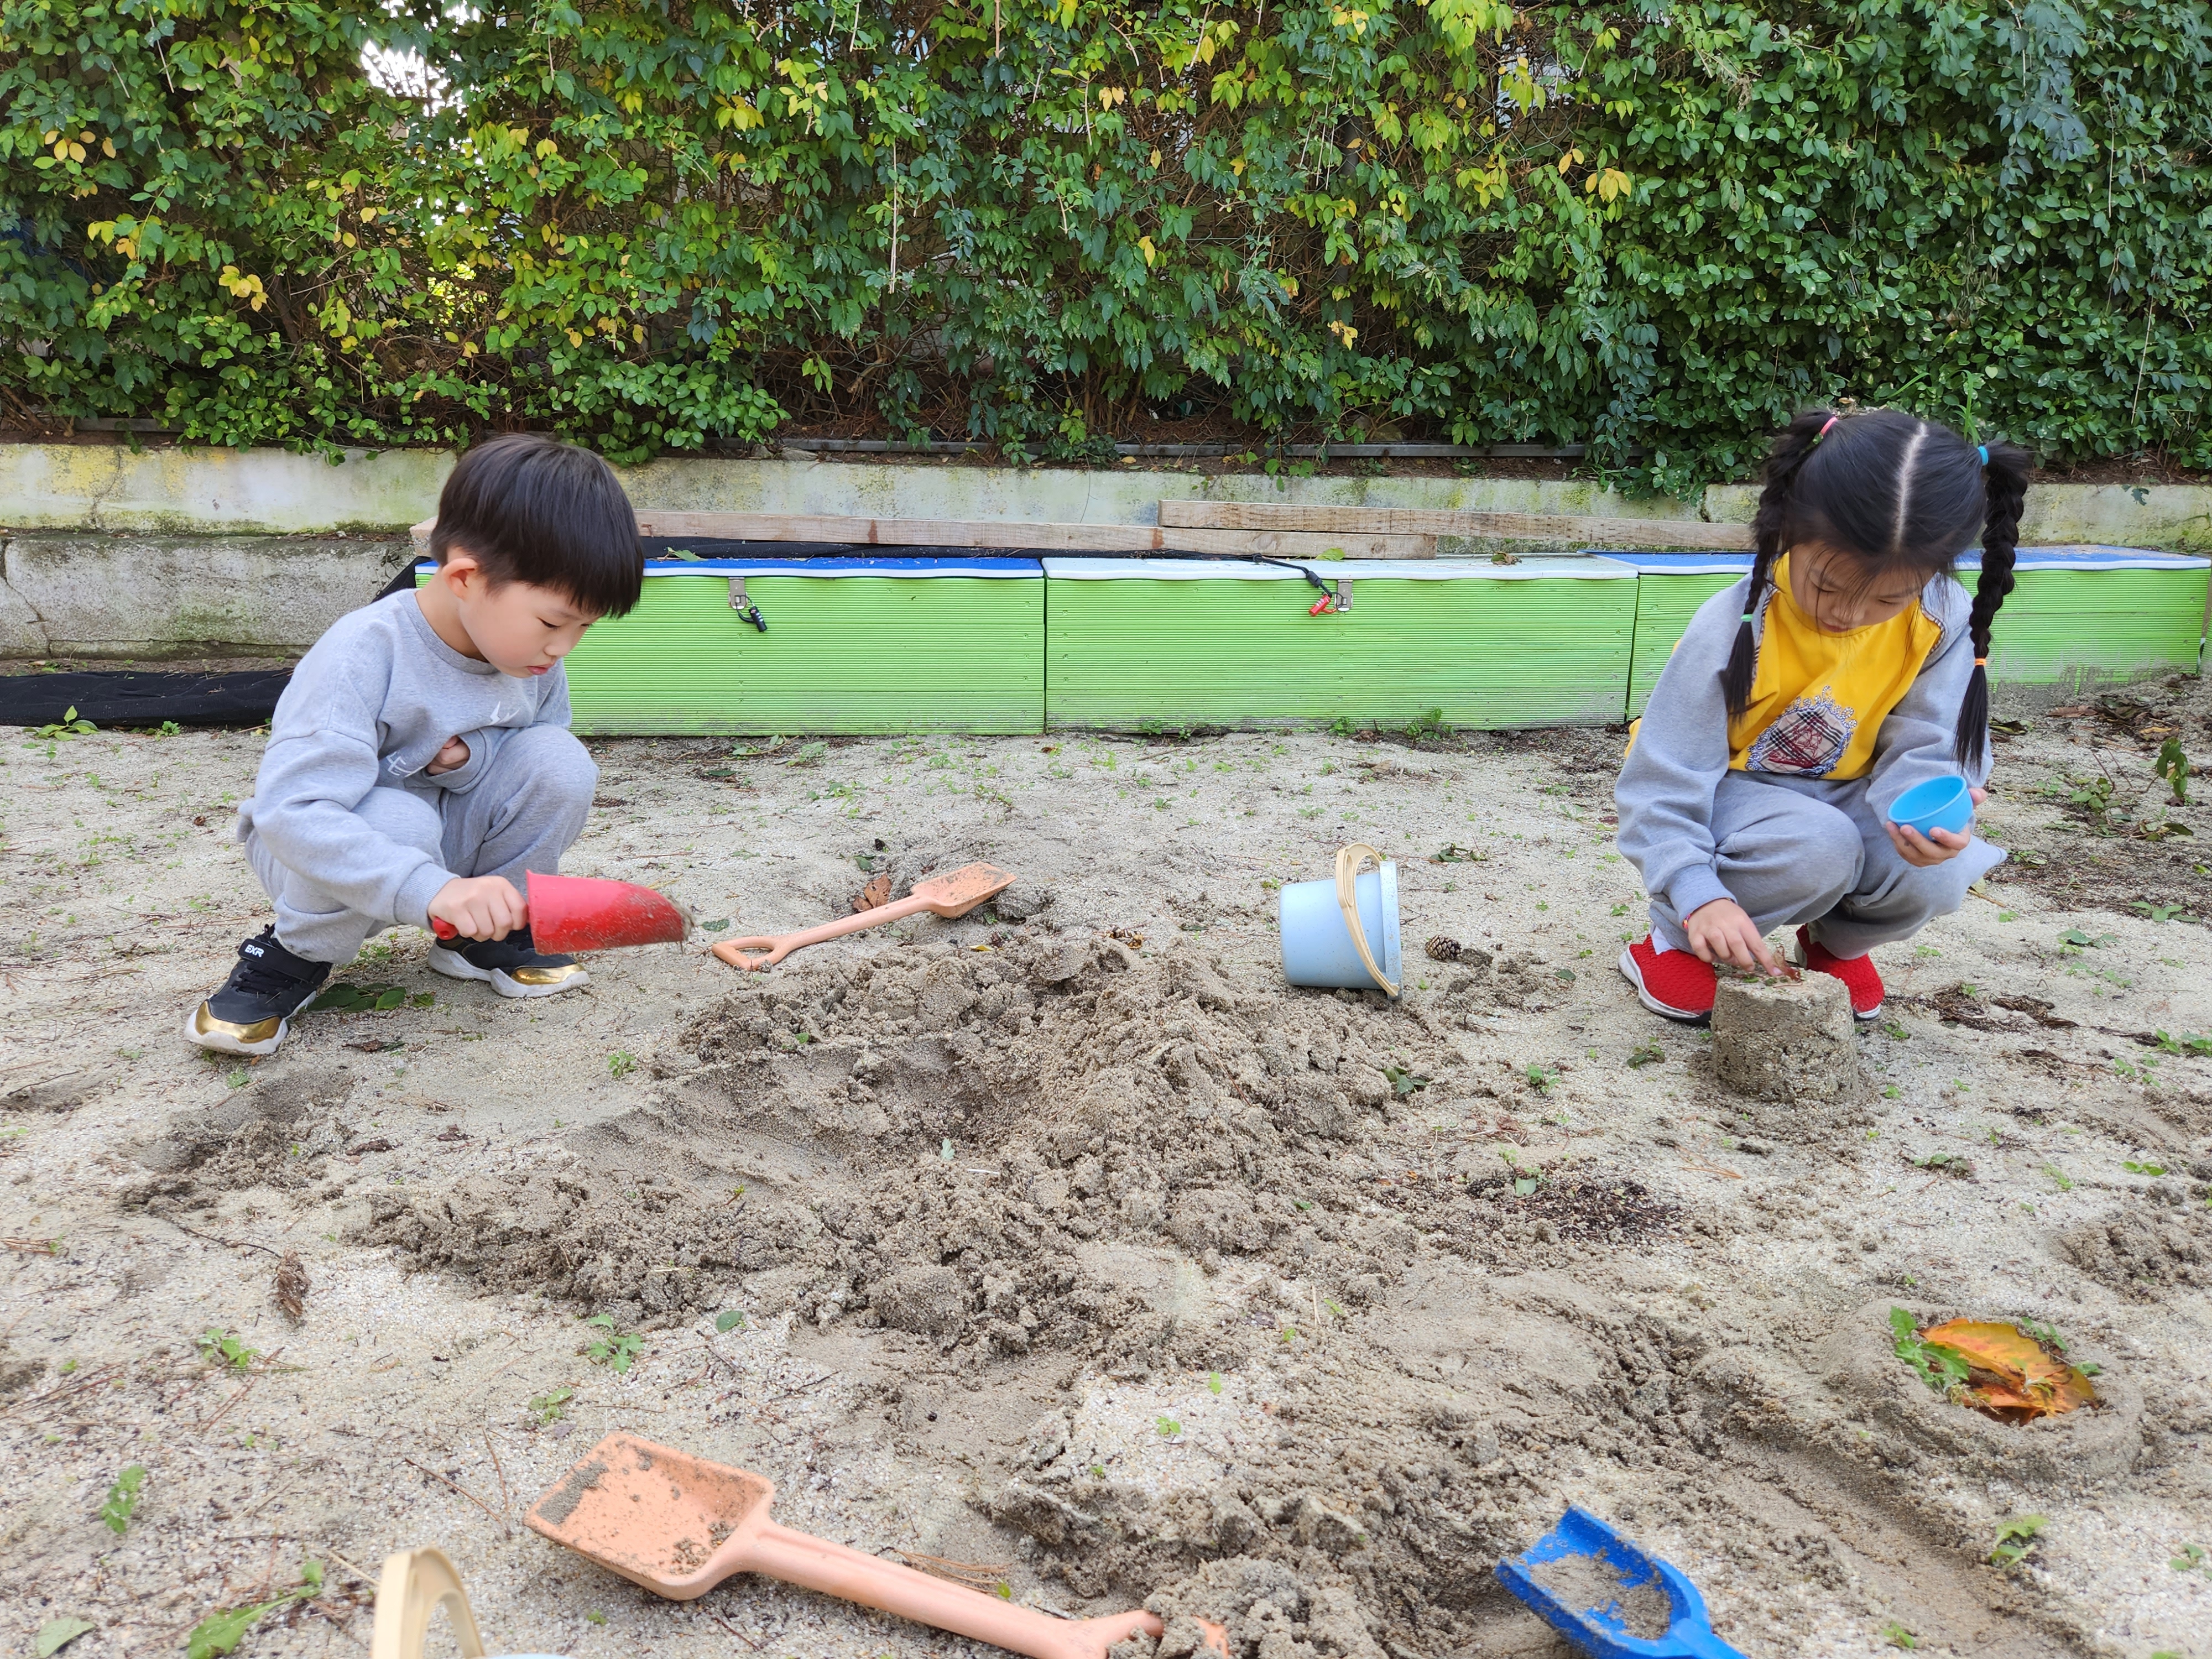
[428,944,590,1000]
[181,984,321,1057]
[1616,946,1712,1024]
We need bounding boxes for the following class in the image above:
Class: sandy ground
[2,684,2210,1659]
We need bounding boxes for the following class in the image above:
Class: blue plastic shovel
[1495,1507,1747,1659]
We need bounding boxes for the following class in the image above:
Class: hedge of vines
[2,1,2208,481]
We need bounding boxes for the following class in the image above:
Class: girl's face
[1787,542,1929,634]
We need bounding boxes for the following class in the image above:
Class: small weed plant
[1989,1515,2047,1569]
[583,1314,643,1374]
[187,1562,322,1659]
[196,1329,261,1374]
[100,1465,147,1535]
[528,1387,575,1425]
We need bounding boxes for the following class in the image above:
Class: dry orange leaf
[1919,1319,2098,1422]
[851,874,893,914]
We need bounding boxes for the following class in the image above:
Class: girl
[1615,407,2028,1021]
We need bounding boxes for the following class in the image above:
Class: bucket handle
[1333,843,1399,999]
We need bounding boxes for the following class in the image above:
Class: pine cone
[1425,935,1463,962]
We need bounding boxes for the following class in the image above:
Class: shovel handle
[743,1522,1160,1659]
[712,894,932,972]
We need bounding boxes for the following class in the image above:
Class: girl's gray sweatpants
[244,723,597,964]
[1646,771,2007,960]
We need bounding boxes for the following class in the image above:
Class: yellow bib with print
[1728,552,1943,779]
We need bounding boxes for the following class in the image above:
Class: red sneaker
[1799,926,1884,1018]
[1618,935,1717,1022]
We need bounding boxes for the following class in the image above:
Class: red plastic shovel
[429,871,691,951]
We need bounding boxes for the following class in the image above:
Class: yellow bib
[1728,552,1943,779]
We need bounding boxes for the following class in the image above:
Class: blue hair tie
[1976,444,1989,465]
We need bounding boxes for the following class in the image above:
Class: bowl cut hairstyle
[429,434,644,618]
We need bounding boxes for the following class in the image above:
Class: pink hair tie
[1814,414,1839,442]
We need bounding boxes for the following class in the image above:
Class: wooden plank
[416,510,1433,560]
[633,511,1160,551]
[635,511,1436,558]
[1156,498,1752,551]
[1159,528,1432,560]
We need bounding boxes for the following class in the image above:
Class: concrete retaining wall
[2,442,2206,658]
[2,535,410,659]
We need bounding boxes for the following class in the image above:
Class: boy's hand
[429,876,527,941]
[1682,898,1781,975]
[1885,785,1985,868]
[425,735,472,776]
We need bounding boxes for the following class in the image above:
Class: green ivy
[2,1,2205,474]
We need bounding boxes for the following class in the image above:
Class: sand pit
[3,700,2211,1657]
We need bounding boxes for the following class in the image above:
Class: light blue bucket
[1280,849,1401,996]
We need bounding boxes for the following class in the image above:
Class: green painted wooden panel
[419,571,1045,734]
[1984,566,2208,690]
[1627,564,2209,717]
[1627,573,1739,717]
[1045,572,1637,730]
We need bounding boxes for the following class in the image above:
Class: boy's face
[437,553,601,676]
[1788,542,1929,634]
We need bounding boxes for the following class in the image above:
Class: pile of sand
[358,933,1468,1352]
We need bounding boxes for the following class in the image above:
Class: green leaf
[187,1603,278,1659]
[714,1310,746,1333]
[100,1464,147,1535]
[36,1618,96,1657]
[373,988,408,1010]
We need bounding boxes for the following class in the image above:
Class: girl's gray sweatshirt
[1614,572,1986,925]
[236,591,571,929]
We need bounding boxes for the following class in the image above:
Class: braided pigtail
[1954,439,2030,770]
[1726,409,1835,716]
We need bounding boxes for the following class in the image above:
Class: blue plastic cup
[1888,775,1974,839]
[1280,859,1401,994]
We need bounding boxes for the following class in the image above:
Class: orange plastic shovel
[712,862,1014,972]
[526,1433,1160,1659]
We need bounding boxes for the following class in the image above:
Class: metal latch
[727,575,768,633]
[1308,574,1353,615]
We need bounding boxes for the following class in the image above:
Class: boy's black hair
[1726,406,2031,771]
[429,434,643,618]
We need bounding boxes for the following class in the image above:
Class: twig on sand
[149,1207,283,1258]
[482,1431,513,1521]
[711,1611,763,1648]
[323,1547,379,1587]
[400,1455,512,1538]
[197,1351,285,1433]
[1,1361,123,1420]
[897,1548,1011,1588]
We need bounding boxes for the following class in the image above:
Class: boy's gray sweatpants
[244,724,597,965]
[1647,771,2006,959]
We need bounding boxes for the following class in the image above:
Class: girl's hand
[1682,898,1781,975]
[1885,786,1985,869]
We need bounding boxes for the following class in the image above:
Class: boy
[186,434,643,1056]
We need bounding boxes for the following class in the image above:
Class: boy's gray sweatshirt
[1615,572,1986,924]
[237,591,571,929]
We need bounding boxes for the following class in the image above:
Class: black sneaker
[185,927,332,1056]
[426,925,589,1000]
